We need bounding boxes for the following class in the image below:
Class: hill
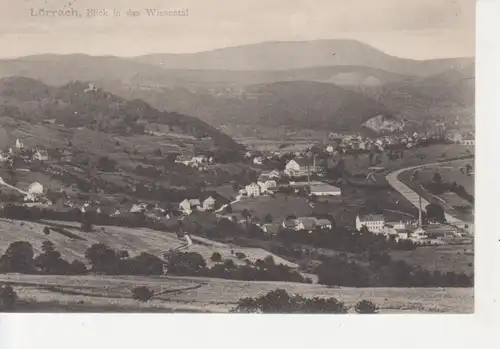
[0,77,242,153]
[138,81,394,131]
[133,39,473,76]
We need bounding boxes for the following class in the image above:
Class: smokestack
[418,195,423,227]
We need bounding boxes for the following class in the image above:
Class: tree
[425,203,445,223]
[41,240,55,254]
[0,241,35,273]
[210,252,222,262]
[81,213,93,232]
[235,252,246,260]
[129,253,164,275]
[433,172,442,184]
[0,284,17,311]
[69,260,88,275]
[226,204,233,214]
[131,286,154,302]
[355,300,379,314]
[241,209,252,223]
[43,226,51,235]
[84,243,118,273]
[264,214,273,223]
[165,251,206,275]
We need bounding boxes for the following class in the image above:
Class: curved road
[386,161,474,235]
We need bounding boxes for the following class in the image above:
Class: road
[386,160,474,235]
[0,175,30,196]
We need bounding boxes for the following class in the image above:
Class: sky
[0,0,475,59]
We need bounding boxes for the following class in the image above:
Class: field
[390,244,474,275]
[231,194,313,222]
[0,273,473,313]
[0,219,297,268]
[343,144,473,181]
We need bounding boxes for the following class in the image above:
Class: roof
[358,213,385,222]
[289,158,314,167]
[188,199,201,206]
[310,183,341,194]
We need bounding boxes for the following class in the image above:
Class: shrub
[235,252,246,260]
[131,286,154,302]
[354,300,379,314]
[0,284,17,311]
[210,252,222,262]
[232,289,348,313]
[43,226,51,235]
[69,260,88,275]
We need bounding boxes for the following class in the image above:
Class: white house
[245,183,261,197]
[179,199,193,215]
[461,136,475,146]
[202,196,216,211]
[28,181,44,195]
[309,182,342,196]
[355,213,385,233]
[285,158,317,177]
[32,149,49,161]
[257,174,277,193]
[253,157,263,165]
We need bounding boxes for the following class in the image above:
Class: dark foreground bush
[0,284,17,311]
[232,289,348,313]
[131,286,154,302]
[355,300,379,314]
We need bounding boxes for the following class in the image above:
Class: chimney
[418,195,423,227]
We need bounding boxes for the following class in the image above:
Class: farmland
[0,273,473,313]
[390,244,474,275]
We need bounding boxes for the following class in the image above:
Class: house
[202,196,216,211]
[32,149,49,161]
[284,158,317,177]
[245,183,261,197]
[261,170,281,179]
[15,139,24,149]
[309,182,341,196]
[461,136,475,146]
[355,213,385,233]
[282,217,332,231]
[130,203,147,213]
[179,199,193,215]
[257,175,277,193]
[253,157,263,165]
[28,181,44,195]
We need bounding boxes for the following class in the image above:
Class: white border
[1,1,499,348]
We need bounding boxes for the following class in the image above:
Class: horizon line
[0,39,475,61]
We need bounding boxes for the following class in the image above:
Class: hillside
[133,39,473,76]
[0,77,242,152]
[140,81,393,130]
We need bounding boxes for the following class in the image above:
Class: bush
[355,300,379,314]
[0,241,35,273]
[210,252,222,262]
[232,289,348,313]
[43,226,51,235]
[131,286,154,302]
[69,260,88,275]
[234,252,246,260]
[0,284,17,311]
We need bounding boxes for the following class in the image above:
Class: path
[386,160,474,235]
[0,175,30,196]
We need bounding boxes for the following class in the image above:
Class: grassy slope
[0,219,296,268]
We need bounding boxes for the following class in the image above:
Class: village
[0,130,473,249]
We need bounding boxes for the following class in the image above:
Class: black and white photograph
[0,0,475,314]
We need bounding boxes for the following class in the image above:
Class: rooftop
[310,183,341,194]
[358,213,385,222]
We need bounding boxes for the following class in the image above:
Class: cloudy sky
[0,0,474,59]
